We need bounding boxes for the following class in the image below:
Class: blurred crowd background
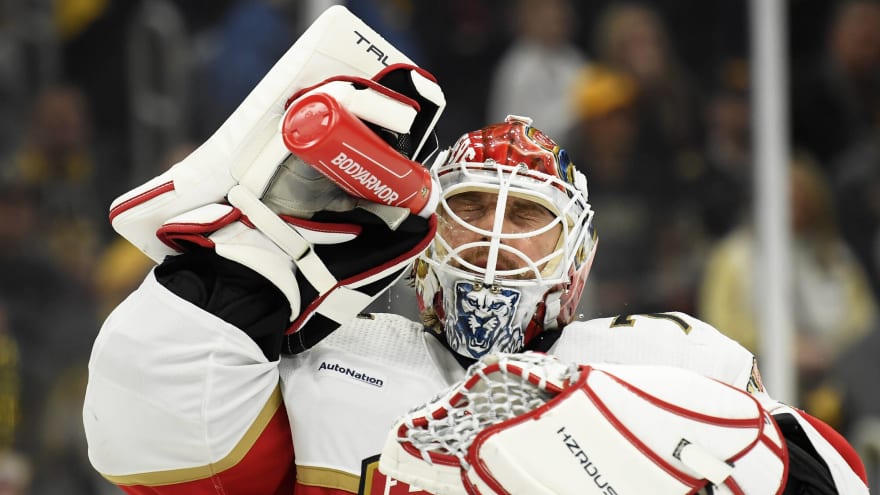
[1,0,880,493]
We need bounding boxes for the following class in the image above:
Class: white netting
[398,352,580,470]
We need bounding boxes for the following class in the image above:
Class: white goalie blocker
[380,353,788,495]
[109,4,445,263]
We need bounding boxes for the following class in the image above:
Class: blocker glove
[156,150,438,355]
[108,6,445,355]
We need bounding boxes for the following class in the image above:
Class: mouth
[468,334,490,349]
[466,335,492,358]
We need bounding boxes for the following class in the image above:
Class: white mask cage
[427,160,594,289]
[415,159,595,359]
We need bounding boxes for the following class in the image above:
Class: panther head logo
[446,281,524,358]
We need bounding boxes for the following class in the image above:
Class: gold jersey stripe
[297,465,361,493]
[101,385,284,486]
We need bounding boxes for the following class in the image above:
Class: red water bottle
[281,92,437,217]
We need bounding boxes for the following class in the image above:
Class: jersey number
[610,313,692,334]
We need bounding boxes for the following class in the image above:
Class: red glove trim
[798,409,868,484]
[156,207,242,252]
[284,74,420,113]
[373,63,438,83]
[109,181,175,223]
[279,215,362,236]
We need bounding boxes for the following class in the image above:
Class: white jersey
[279,310,759,494]
[83,271,867,494]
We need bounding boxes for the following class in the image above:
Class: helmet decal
[446,281,524,358]
[525,125,577,185]
[557,148,577,185]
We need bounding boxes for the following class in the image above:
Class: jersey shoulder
[561,311,747,346]
[550,312,760,390]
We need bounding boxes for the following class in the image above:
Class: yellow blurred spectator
[7,85,102,284]
[55,0,109,40]
[0,308,19,451]
[94,238,154,319]
[699,152,878,403]
[572,64,639,121]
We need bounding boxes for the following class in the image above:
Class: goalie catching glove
[379,352,788,495]
[107,5,446,352]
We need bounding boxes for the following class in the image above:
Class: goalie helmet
[415,115,597,359]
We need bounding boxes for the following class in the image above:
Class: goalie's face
[415,116,597,360]
[440,191,563,279]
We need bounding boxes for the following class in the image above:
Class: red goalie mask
[415,115,597,359]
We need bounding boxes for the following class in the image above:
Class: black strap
[774,412,838,494]
[526,328,563,353]
[155,248,290,361]
[282,267,406,355]
[424,328,476,370]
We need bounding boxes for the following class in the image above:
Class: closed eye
[507,201,554,227]
[447,194,488,221]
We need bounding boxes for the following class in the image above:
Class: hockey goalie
[82,5,868,495]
